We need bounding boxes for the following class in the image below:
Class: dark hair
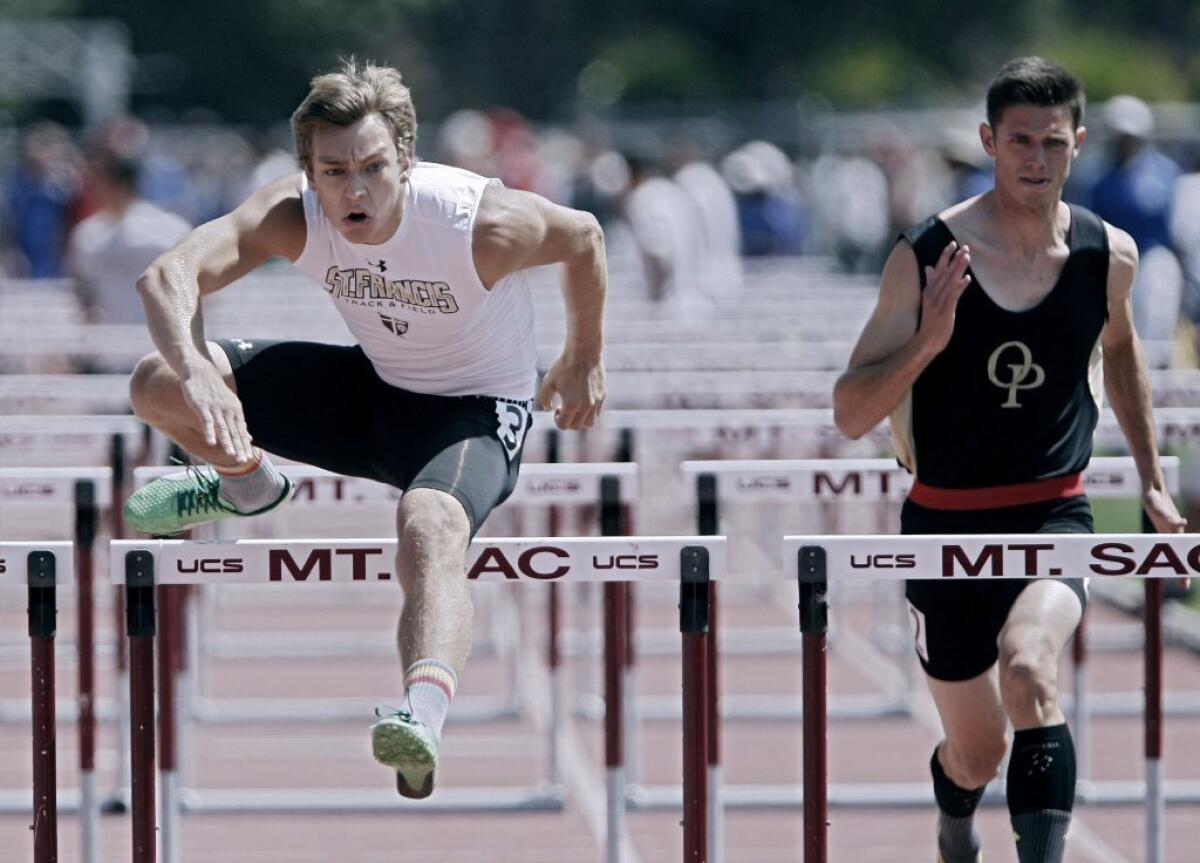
[986,57,1085,129]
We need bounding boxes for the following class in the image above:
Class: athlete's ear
[979,122,997,158]
[1072,126,1087,156]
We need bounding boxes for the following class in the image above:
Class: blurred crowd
[3,98,1200,361]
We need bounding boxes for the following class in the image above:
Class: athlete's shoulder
[406,161,490,230]
[1102,221,1137,288]
[234,173,306,260]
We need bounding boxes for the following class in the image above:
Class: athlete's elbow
[833,400,869,440]
[834,409,868,440]
[574,211,605,258]
[135,265,164,299]
[832,381,865,439]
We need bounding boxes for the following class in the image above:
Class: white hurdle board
[785,533,1200,581]
[111,536,724,586]
[135,461,639,506]
[0,542,74,585]
[684,456,1180,501]
[0,468,114,508]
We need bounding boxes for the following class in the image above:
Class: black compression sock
[1007,724,1076,863]
[931,747,986,862]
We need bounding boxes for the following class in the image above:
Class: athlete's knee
[396,490,470,581]
[941,734,1008,789]
[999,642,1059,719]
[128,352,178,423]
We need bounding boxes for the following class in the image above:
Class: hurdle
[0,415,151,817]
[0,541,74,863]
[676,458,1187,768]
[128,459,638,819]
[0,473,108,861]
[611,456,1185,862]
[788,532,1200,863]
[132,460,637,723]
[111,535,724,863]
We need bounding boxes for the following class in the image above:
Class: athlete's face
[981,104,1086,210]
[308,113,409,245]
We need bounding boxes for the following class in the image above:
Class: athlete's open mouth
[1020,178,1051,188]
[346,212,370,223]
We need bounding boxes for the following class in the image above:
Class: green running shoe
[123,464,293,536]
[371,709,438,799]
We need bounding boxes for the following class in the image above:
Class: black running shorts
[902,495,1091,682]
[215,339,532,535]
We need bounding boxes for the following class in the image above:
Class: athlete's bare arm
[473,183,606,430]
[135,174,307,460]
[1100,225,1186,535]
[833,239,972,439]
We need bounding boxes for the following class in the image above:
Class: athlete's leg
[997,580,1083,863]
[372,395,529,797]
[926,669,1009,863]
[372,489,473,798]
[997,580,1081,728]
[125,342,289,530]
[394,488,474,675]
[128,343,241,467]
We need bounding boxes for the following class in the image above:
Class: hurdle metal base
[187,694,522,724]
[177,783,566,814]
[0,788,81,814]
[625,780,1200,811]
[575,691,912,722]
[563,625,808,658]
[202,630,508,661]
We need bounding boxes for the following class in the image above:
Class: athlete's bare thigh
[204,340,238,392]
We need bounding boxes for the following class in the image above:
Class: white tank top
[293,162,537,399]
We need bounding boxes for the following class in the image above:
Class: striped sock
[213,450,287,513]
[403,659,458,743]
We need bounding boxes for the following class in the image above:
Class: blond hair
[291,58,417,171]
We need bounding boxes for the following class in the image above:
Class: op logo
[987,341,1045,408]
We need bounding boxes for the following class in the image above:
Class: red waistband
[908,473,1085,511]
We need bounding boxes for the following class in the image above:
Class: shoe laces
[174,461,236,519]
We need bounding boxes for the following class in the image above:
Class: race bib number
[494,401,531,462]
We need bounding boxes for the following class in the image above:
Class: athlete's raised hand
[916,241,972,357]
[181,363,254,463]
[537,353,606,431]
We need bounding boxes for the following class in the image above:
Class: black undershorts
[215,339,532,535]
[902,495,1090,682]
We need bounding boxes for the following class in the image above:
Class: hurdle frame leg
[798,547,829,863]
[604,581,628,863]
[1145,577,1165,863]
[681,547,711,862]
[158,585,181,863]
[697,472,722,863]
[547,499,564,789]
[125,550,158,863]
[29,550,59,863]
[75,480,99,863]
[109,434,132,813]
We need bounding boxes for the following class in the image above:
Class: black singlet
[893,204,1109,489]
